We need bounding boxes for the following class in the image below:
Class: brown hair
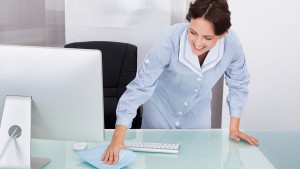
[186,0,231,35]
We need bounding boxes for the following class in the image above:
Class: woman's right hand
[101,125,127,165]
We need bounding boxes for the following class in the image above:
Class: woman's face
[187,17,225,56]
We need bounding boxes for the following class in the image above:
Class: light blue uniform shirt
[116,23,250,129]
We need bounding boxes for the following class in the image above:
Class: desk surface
[31,129,299,169]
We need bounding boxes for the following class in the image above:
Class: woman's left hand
[229,129,259,146]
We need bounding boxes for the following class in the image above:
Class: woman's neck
[198,51,208,67]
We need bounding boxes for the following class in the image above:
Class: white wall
[0,0,65,47]
[45,0,65,47]
[0,0,46,45]
[222,0,300,131]
[65,0,186,65]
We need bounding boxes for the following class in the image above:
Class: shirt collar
[179,28,224,76]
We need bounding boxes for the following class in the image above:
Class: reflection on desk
[31,129,276,169]
[248,131,300,169]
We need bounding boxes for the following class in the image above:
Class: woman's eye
[190,31,196,35]
[205,37,212,40]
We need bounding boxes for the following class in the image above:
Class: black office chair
[64,41,142,129]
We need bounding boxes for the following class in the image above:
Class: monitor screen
[0,45,104,142]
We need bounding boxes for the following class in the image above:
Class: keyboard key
[124,141,180,154]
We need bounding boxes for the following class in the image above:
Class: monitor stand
[0,96,50,169]
[31,157,51,169]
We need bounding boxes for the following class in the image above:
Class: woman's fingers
[240,132,259,145]
[248,136,259,145]
[101,144,124,165]
[108,150,115,165]
[101,147,110,161]
[230,132,240,142]
[101,147,117,164]
[113,149,119,165]
[101,150,110,163]
[230,130,259,146]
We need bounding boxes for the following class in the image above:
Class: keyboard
[124,141,180,154]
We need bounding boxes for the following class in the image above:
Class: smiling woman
[102,0,259,165]
[186,0,230,65]
[188,18,225,66]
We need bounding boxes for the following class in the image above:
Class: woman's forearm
[229,116,240,131]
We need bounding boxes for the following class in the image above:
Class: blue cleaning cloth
[75,145,137,169]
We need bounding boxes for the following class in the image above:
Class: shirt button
[184,102,188,106]
[175,122,180,126]
[197,78,201,81]
[178,111,183,115]
[194,89,198,92]
[145,59,150,64]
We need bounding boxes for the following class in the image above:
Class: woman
[102,0,259,164]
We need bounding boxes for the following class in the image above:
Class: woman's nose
[195,38,204,47]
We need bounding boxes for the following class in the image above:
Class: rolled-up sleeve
[115,31,172,128]
[225,44,250,118]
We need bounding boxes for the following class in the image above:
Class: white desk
[31,129,276,169]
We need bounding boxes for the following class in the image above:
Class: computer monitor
[0,45,104,168]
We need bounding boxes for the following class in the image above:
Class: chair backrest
[64,41,141,129]
[211,75,224,128]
